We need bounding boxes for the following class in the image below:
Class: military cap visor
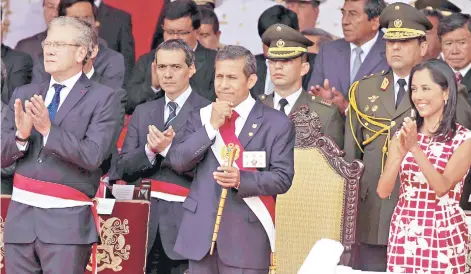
[380,2,433,40]
[414,0,461,14]
[262,24,314,60]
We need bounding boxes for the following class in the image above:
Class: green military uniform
[344,3,471,270]
[258,23,345,147]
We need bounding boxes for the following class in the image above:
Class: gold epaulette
[361,69,388,80]
[347,77,394,173]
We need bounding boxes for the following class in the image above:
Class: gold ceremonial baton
[210,145,238,255]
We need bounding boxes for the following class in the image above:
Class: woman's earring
[445,99,448,105]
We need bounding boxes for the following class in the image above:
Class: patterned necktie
[396,79,407,109]
[456,72,463,83]
[48,84,65,121]
[351,47,363,84]
[279,98,289,115]
[164,101,178,130]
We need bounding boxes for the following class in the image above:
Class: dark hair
[345,0,386,21]
[58,0,98,20]
[421,8,444,22]
[155,39,195,67]
[199,7,219,34]
[163,0,201,30]
[286,0,321,7]
[438,13,471,41]
[216,45,257,77]
[257,5,299,38]
[408,59,457,141]
[301,27,334,46]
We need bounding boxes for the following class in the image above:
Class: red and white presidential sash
[200,105,276,253]
[12,173,100,274]
[148,179,189,202]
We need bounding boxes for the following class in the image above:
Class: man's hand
[213,166,240,188]
[309,79,349,114]
[210,99,233,130]
[14,99,33,140]
[151,61,160,90]
[147,125,175,153]
[25,95,51,137]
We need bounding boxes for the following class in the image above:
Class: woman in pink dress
[377,59,471,274]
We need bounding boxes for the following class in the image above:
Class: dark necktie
[456,72,463,84]
[164,101,178,130]
[48,84,65,121]
[279,98,289,115]
[396,79,406,109]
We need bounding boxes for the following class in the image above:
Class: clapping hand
[147,125,175,153]
[398,117,419,153]
[14,99,33,141]
[309,79,348,113]
[25,95,51,137]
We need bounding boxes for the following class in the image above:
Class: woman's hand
[400,117,419,153]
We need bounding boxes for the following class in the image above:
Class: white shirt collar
[233,94,256,120]
[49,71,83,90]
[273,88,303,111]
[165,85,193,108]
[393,72,410,90]
[350,31,379,59]
[94,0,102,8]
[85,66,95,79]
[457,62,471,78]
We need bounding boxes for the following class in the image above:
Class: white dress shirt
[85,66,95,79]
[349,31,379,75]
[393,72,410,104]
[205,94,256,140]
[273,88,303,115]
[94,0,102,7]
[16,71,82,151]
[145,86,193,163]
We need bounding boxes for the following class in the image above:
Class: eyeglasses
[41,41,81,49]
[163,28,193,36]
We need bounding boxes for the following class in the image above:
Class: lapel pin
[249,132,254,137]
[364,105,370,112]
[252,124,257,129]
[381,78,389,91]
[80,90,85,93]
[372,105,378,112]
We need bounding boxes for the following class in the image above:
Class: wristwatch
[15,135,29,142]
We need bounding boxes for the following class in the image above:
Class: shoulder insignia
[259,94,266,100]
[380,77,390,91]
[320,98,333,107]
[311,95,316,101]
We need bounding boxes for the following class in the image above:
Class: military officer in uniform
[344,3,471,271]
[259,24,344,147]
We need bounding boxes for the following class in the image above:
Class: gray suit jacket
[167,101,295,269]
[118,90,210,259]
[1,74,120,244]
[461,70,471,106]
[308,31,389,98]
[30,35,125,90]
[1,44,33,105]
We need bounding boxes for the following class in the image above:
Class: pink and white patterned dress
[387,124,471,274]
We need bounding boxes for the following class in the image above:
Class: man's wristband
[15,135,29,142]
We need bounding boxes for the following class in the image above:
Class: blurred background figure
[301,28,335,54]
[285,0,323,31]
[198,6,222,50]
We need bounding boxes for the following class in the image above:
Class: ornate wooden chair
[275,106,364,273]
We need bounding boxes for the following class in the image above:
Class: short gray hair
[155,39,195,67]
[216,45,257,77]
[48,16,95,63]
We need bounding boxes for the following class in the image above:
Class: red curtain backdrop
[104,0,164,60]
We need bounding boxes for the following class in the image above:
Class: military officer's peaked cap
[284,0,327,4]
[262,23,313,60]
[414,0,461,14]
[380,2,433,40]
[193,0,215,5]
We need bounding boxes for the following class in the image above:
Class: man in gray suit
[1,17,120,273]
[167,45,295,273]
[19,0,126,90]
[308,0,388,113]
[118,39,210,274]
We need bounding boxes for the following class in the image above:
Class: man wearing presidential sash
[167,45,295,273]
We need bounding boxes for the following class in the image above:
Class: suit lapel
[377,71,396,117]
[289,90,309,116]
[461,70,471,93]
[354,35,386,82]
[152,98,166,131]
[239,101,263,148]
[54,74,90,125]
[337,42,351,95]
[171,92,197,133]
[265,94,274,109]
